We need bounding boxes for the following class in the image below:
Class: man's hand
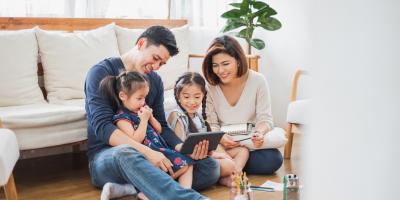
[143,148,174,177]
[251,131,264,148]
[220,134,240,149]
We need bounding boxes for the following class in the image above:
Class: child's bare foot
[218,176,233,187]
[137,192,149,200]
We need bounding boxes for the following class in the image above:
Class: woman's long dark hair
[99,71,149,111]
[174,72,211,133]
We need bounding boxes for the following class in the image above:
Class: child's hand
[143,105,154,118]
[138,106,152,121]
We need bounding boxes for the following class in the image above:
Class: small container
[284,174,300,200]
[229,186,253,200]
[229,175,253,200]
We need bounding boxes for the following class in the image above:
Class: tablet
[180,131,225,154]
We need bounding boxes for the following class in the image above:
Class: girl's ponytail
[99,76,121,111]
[201,91,211,132]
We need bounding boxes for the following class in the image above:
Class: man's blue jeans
[89,144,219,200]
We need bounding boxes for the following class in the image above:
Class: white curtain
[171,0,237,27]
[0,0,237,27]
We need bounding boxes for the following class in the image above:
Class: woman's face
[211,53,238,84]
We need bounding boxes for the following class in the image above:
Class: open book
[220,123,253,135]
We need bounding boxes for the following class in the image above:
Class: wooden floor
[0,135,301,200]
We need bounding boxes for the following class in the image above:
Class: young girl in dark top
[167,72,236,186]
[100,71,194,189]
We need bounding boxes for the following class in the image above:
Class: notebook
[220,123,253,135]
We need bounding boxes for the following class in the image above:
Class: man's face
[135,40,171,74]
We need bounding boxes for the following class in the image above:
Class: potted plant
[221,0,282,53]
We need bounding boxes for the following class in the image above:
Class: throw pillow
[35,23,120,103]
[0,29,45,106]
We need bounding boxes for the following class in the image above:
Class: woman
[202,35,284,174]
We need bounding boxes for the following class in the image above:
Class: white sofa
[0,18,233,153]
[0,19,190,152]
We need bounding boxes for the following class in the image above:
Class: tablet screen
[180,131,225,154]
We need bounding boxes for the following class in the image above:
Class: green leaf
[258,17,282,31]
[250,38,265,50]
[229,3,242,8]
[264,7,277,16]
[238,27,254,40]
[251,6,269,19]
[221,9,243,18]
[221,19,246,32]
[251,1,269,9]
[240,0,250,14]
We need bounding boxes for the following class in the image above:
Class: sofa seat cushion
[0,104,87,150]
[53,99,85,107]
[287,99,311,125]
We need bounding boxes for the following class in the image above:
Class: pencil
[235,137,252,142]
[250,186,275,192]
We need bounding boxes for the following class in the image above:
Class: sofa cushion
[0,104,87,150]
[0,29,46,107]
[287,99,311,124]
[0,128,19,185]
[115,25,189,90]
[164,89,178,118]
[35,24,120,103]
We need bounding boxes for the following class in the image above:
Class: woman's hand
[220,134,240,149]
[189,140,209,160]
[251,131,264,148]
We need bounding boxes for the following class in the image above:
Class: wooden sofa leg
[4,174,18,200]
[284,123,294,159]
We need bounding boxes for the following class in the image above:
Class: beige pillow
[35,24,120,103]
[115,25,189,90]
[0,29,46,106]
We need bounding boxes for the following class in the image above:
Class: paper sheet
[260,180,284,191]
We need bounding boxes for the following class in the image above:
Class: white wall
[303,0,400,200]
[253,0,311,128]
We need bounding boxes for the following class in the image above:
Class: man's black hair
[137,25,179,56]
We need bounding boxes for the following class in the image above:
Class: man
[84,26,219,200]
